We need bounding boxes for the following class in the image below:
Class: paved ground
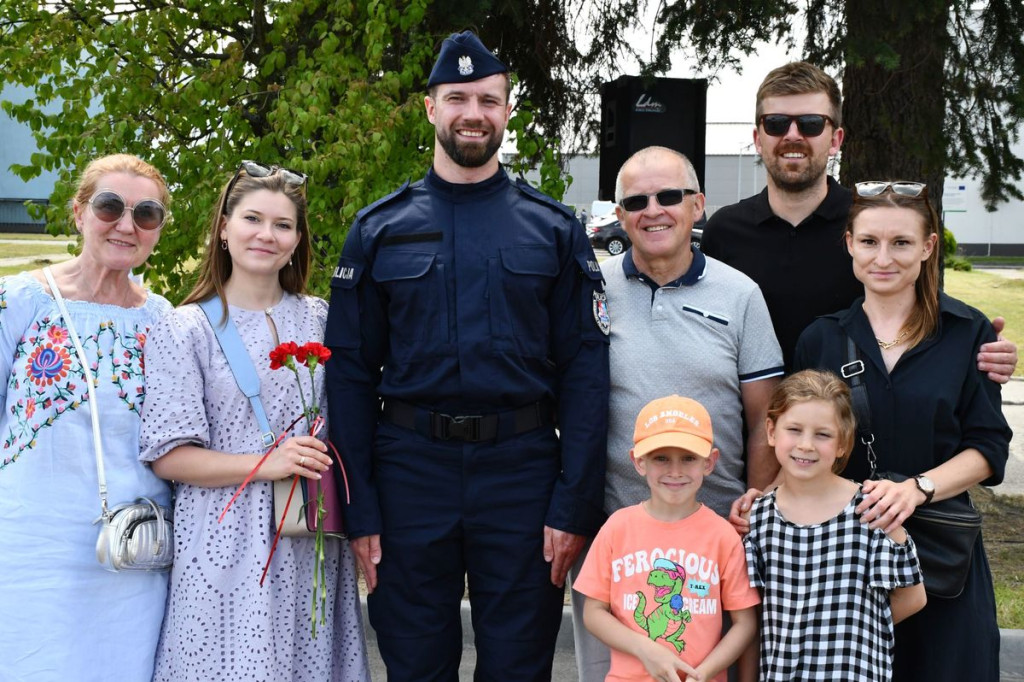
[1000,377,1024,497]
[0,237,75,267]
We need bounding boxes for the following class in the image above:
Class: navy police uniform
[326,162,610,678]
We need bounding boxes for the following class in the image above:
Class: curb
[1003,628,1024,680]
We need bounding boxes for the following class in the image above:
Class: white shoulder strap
[43,267,110,517]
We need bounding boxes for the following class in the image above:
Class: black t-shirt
[701,177,863,370]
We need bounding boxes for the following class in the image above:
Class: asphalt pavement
[1000,377,1024,497]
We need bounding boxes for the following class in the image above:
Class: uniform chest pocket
[489,246,559,357]
[372,251,449,357]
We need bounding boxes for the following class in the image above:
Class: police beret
[426,31,508,88]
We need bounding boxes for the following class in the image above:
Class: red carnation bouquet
[220,341,347,637]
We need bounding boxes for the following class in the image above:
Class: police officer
[325,31,610,681]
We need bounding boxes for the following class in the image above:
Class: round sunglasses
[759,113,835,138]
[87,190,169,231]
[619,188,698,213]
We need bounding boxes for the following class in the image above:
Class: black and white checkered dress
[744,488,921,681]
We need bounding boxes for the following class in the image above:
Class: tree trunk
[840,0,950,215]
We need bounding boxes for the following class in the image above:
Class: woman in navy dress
[793,181,1011,680]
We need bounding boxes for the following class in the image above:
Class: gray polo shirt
[602,246,783,517]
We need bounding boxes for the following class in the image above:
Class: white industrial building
[0,83,59,232]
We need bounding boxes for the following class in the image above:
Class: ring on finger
[299,456,306,468]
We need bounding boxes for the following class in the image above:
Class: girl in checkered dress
[743,371,925,681]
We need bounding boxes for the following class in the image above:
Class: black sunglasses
[759,114,835,137]
[855,181,926,198]
[87,190,169,231]
[223,160,308,212]
[620,188,698,213]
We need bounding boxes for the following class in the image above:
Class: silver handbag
[95,497,174,572]
[44,268,173,573]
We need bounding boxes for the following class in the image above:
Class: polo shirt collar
[623,244,707,288]
[753,175,853,226]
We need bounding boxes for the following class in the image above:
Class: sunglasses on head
[854,181,927,198]
[759,114,835,137]
[223,160,308,210]
[87,190,168,231]
[619,188,698,213]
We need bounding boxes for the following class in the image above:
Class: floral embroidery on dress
[26,343,72,386]
[3,314,153,469]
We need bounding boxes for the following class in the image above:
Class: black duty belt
[382,399,555,443]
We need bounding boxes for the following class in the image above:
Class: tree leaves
[0,1,427,299]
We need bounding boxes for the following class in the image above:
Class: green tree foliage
[0,0,571,300]
[641,0,1024,213]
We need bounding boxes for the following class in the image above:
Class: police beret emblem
[593,291,610,335]
[458,55,474,76]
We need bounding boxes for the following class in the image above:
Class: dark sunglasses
[759,114,835,137]
[87,190,168,231]
[855,181,926,198]
[223,160,308,211]
[620,188,698,213]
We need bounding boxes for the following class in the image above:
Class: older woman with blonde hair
[0,153,174,680]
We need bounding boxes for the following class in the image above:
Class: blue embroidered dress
[0,272,173,682]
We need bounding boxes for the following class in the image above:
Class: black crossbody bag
[841,336,982,599]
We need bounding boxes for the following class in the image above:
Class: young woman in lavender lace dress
[140,163,369,681]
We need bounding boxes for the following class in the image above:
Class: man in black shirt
[702,61,1016,380]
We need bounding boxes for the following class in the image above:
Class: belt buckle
[436,413,482,441]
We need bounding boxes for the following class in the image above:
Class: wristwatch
[913,475,936,505]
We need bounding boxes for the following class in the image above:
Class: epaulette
[354,180,413,220]
[514,177,575,219]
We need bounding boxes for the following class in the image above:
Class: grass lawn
[0,258,70,278]
[0,242,74,259]
[945,269,1024,377]
[972,488,1024,629]
[0,231,73,241]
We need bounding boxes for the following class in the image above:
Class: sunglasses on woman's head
[236,160,307,187]
[223,160,308,211]
[854,181,927,198]
[759,114,835,137]
[619,188,698,213]
[87,190,168,231]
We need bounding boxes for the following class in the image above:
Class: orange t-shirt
[574,504,760,682]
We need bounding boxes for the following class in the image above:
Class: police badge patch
[458,55,474,76]
[592,291,610,335]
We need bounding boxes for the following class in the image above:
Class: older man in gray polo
[570,146,783,680]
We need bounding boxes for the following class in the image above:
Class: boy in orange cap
[574,395,759,682]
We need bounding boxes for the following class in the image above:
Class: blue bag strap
[197,297,277,448]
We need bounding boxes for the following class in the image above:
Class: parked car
[586,214,630,255]
[586,213,705,255]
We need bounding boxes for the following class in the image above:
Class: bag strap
[840,334,879,477]
[197,297,276,448]
[43,267,112,517]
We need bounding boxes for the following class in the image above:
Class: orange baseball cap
[632,395,714,459]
